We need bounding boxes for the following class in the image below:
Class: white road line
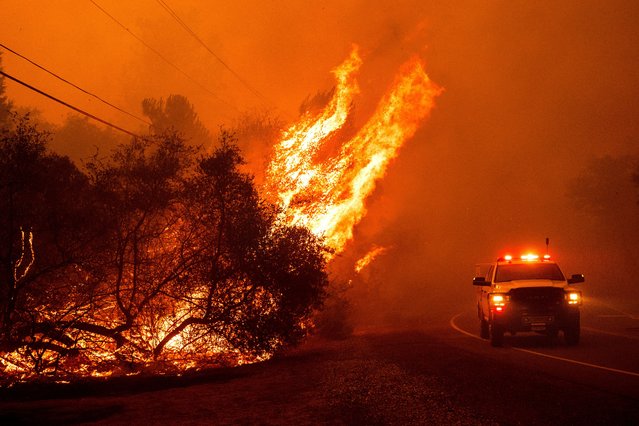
[511,347,639,377]
[450,313,639,379]
[450,313,482,340]
[582,326,639,340]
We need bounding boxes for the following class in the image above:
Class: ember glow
[266,47,442,255]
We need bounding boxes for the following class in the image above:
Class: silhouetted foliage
[567,155,639,299]
[0,54,13,126]
[0,118,328,380]
[0,114,102,372]
[230,110,284,186]
[567,155,639,221]
[52,115,124,163]
[314,290,353,340]
[75,133,198,362]
[142,94,212,148]
[153,131,328,358]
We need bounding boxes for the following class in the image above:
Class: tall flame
[267,47,442,255]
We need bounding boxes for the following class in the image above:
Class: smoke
[3,0,639,324]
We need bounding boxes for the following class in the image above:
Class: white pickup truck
[473,254,584,347]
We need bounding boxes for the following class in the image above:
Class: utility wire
[154,0,270,105]
[0,69,141,138]
[0,42,151,126]
[88,0,238,112]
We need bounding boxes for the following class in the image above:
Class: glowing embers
[266,47,442,256]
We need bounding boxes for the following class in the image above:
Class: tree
[77,132,199,362]
[52,115,124,163]
[152,131,328,359]
[566,155,639,300]
[142,95,212,148]
[568,155,639,220]
[0,114,102,372]
[0,122,329,378]
[0,53,13,126]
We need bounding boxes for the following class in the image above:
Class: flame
[14,228,35,282]
[266,47,362,211]
[355,245,389,273]
[1,47,443,383]
[266,47,442,255]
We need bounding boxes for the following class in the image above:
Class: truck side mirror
[473,276,491,286]
[567,274,585,284]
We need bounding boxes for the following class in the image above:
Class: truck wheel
[480,318,489,339]
[490,323,504,347]
[564,312,580,346]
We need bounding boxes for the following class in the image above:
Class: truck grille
[509,287,563,312]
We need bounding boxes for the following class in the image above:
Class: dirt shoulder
[1,327,638,425]
[0,330,491,425]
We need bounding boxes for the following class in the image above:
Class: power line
[0,69,141,138]
[154,0,270,105]
[0,42,151,126]
[88,0,238,113]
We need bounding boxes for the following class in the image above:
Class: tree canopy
[142,94,212,148]
[0,114,328,381]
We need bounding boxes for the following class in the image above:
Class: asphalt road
[448,298,639,402]
[350,298,639,424]
[1,299,638,425]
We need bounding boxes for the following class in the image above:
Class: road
[1,299,638,425]
[449,298,639,401]
[440,297,639,424]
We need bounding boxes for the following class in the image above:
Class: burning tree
[153,133,328,359]
[74,132,200,369]
[0,115,103,374]
[0,118,329,381]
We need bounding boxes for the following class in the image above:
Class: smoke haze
[3,0,639,325]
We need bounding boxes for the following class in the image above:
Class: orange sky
[1,0,435,130]
[3,0,639,313]
[3,1,638,156]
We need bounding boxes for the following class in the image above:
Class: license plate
[523,315,554,326]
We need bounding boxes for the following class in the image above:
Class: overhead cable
[0,42,151,126]
[88,0,238,112]
[155,0,270,105]
[0,69,141,138]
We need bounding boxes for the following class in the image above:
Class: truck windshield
[495,263,565,282]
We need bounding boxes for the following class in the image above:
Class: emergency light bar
[498,253,552,262]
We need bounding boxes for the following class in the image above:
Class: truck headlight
[490,293,508,311]
[566,291,582,305]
